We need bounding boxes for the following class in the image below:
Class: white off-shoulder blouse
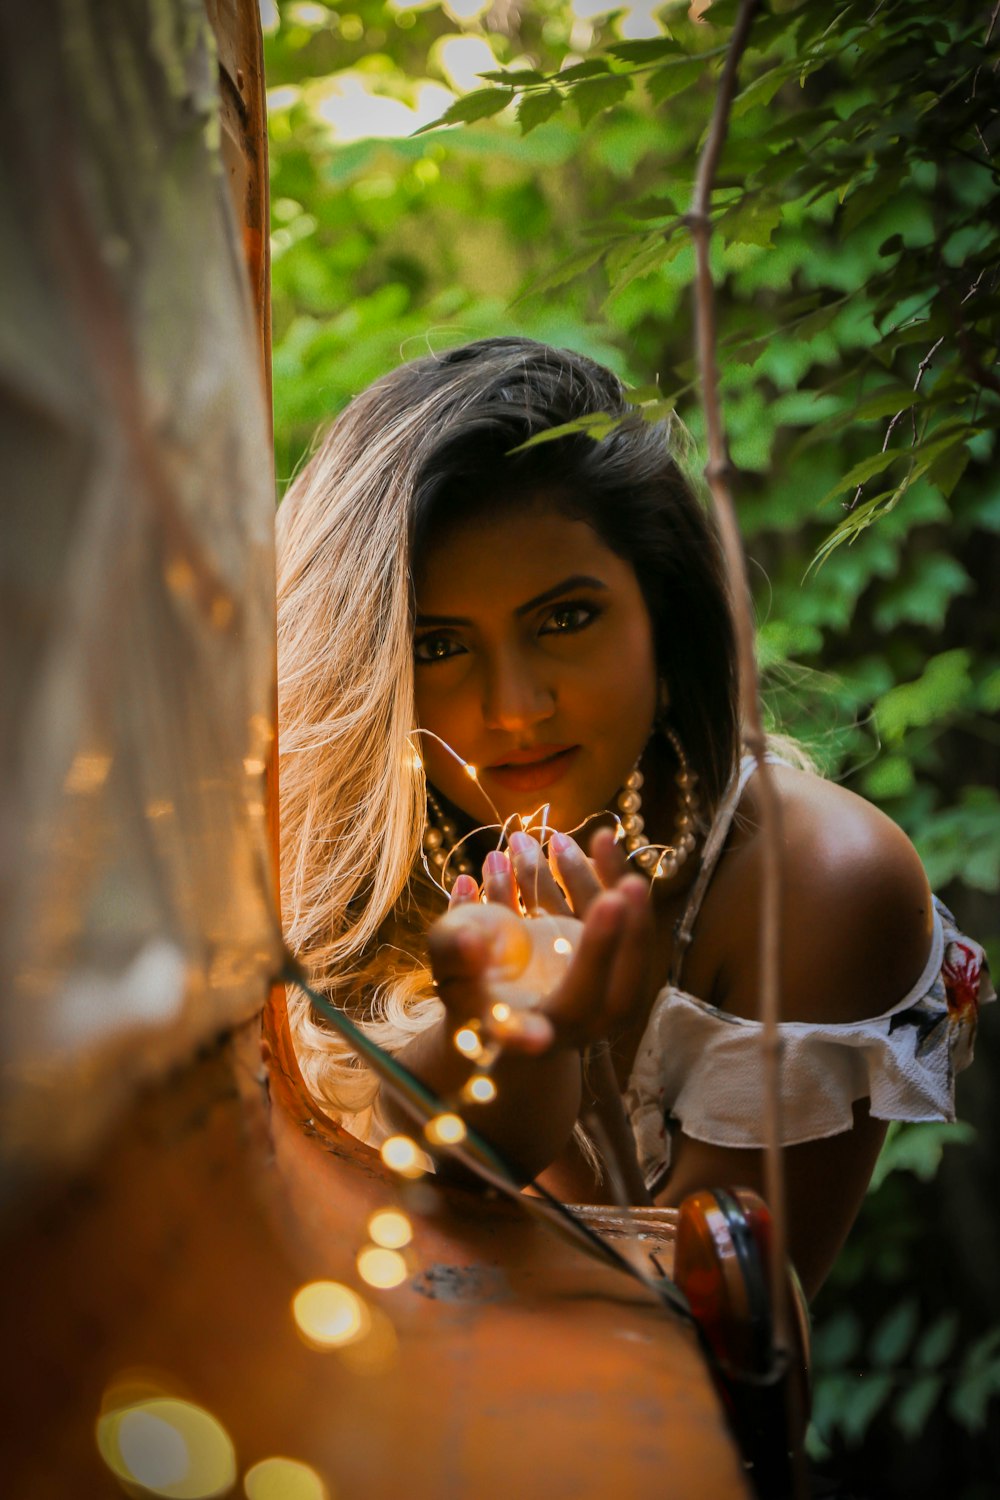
[624,757,995,1193]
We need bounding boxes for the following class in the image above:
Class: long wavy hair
[276,337,740,1138]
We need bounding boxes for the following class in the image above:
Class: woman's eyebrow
[414,574,609,628]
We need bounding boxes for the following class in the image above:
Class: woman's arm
[660,766,936,1299]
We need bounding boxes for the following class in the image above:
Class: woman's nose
[481,653,554,732]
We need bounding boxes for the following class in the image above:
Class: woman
[277,337,990,1299]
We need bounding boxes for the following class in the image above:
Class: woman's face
[412,500,658,836]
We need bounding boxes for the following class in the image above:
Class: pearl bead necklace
[618,727,701,881]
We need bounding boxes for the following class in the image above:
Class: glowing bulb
[96,1395,236,1498]
[454,1025,483,1059]
[380,1135,427,1178]
[357,1245,408,1290]
[368,1209,413,1250]
[462,1073,497,1105]
[553,937,572,955]
[244,1456,329,1500]
[464,764,479,781]
[425,1112,467,1146]
[491,1001,511,1023]
[291,1281,370,1348]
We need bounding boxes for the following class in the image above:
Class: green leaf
[478,68,545,85]
[916,788,1000,893]
[872,553,973,632]
[927,440,971,499]
[839,1372,895,1444]
[914,1312,960,1371]
[517,244,608,299]
[868,1121,976,1192]
[948,1326,1000,1430]
[869,1300,919,1367]
[852,386,922,422]
[893,1374,944,1438]
[414,87,512,134]
[812,1309,863,1368]
[816,448,909,507]
[572,75,633,127]
[557,60,612,82]
[861,754,915,800]
[517,88,564,134]
[608,38,683,64]
[731,64,792,119]
[874,649,973,741]
[646,58,708,105]
[508,412,622,451]
[719,196,782,248]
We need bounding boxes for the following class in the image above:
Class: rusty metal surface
[1,1017,751,1498]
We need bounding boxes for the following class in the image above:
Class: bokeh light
[368,1208,413,1249]
[244,1455,329,1500]
[462,1073,497,1105]
[453,1024,483,1059]
[291,1281,370,1349]
[425,1112,467,1146]
[357,1246,408,1290]
[380,1134,429,1178]
[96,1394,236,1498]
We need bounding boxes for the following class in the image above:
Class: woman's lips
[485,747,581,792]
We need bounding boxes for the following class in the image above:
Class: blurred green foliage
[265,0,999,1489]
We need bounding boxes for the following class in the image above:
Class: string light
[553,937,572,955]
[453,1024,483,1059]
[425,1112,467,1146]
[464,764,479,781]
[96,1392,236,1497]
[380,1135,428,1178]
[291,1280,370,1348]
[244,1456,329,1500]
[462,1073,497,1105]
[357,1246,408,1290]
[491,1001,511,1023]
[368,1209,413,1250]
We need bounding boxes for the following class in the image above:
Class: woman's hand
[427,829,654,1056]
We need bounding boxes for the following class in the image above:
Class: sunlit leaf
[517,88,564,134]
[572,74,633,127]
[412,87,512,135]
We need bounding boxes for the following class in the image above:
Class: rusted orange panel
[1,1023,750,1498]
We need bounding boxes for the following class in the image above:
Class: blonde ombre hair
[277,338,740,1138]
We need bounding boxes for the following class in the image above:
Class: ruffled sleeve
[624,898,994,1193]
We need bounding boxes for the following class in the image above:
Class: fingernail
[484,850,510,877]
[549,831,570,855]
[451,874,478,900]
[508,831,533,856]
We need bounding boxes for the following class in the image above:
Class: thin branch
[687,10,814,1483]
[686,2,805,1474]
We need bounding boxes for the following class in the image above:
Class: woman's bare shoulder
[721,763,936,1026]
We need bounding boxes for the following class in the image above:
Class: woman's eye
[539,603,598,636]
[414,633,464,664]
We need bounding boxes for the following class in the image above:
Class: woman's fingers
[448,873,479,907]
[481,849,519,910]
[541,890,628,1044]
[589,824,629,887]
[508,830,572,916]
[547,830,603,916]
